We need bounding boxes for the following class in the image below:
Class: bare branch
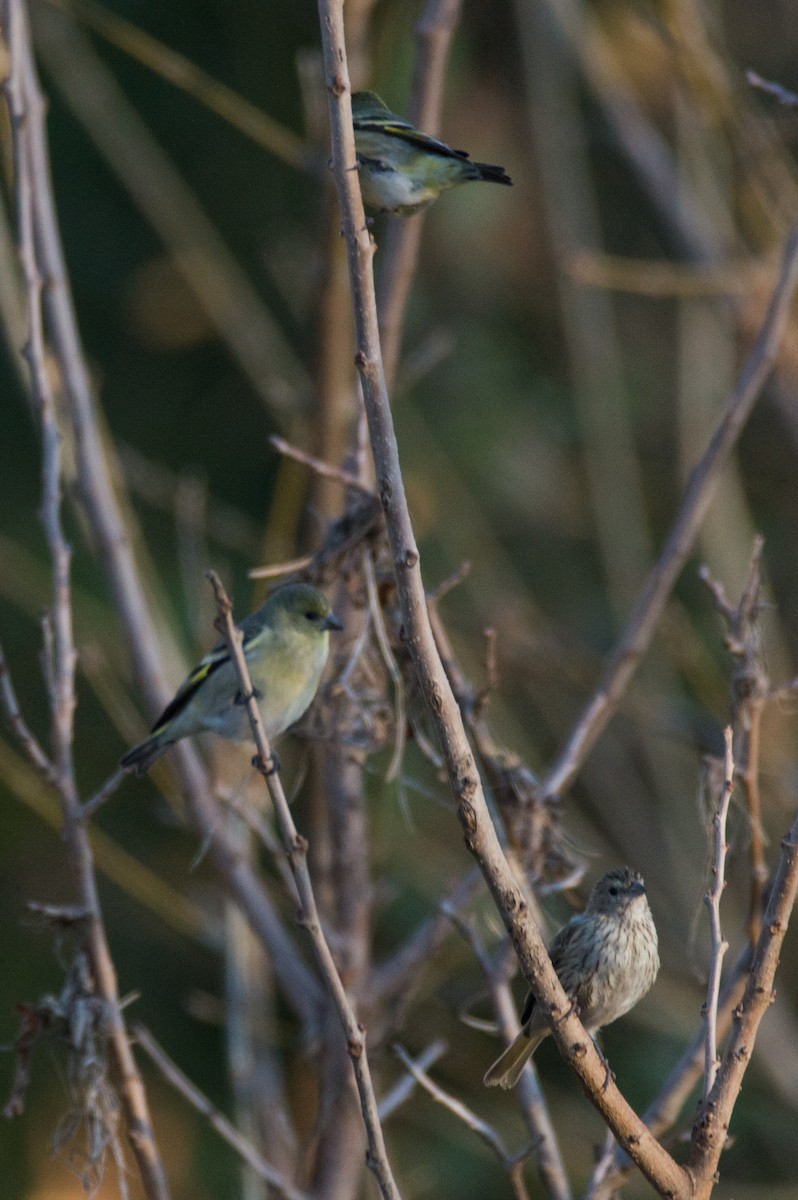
[448,911,572,1200]
[392,1042,535,1199]
[541,221,798,802]
[205,570,401,1200]
[316,6,689,1194]
[701,539,769,946]
[270,434,376,496]
[79,767,128,819]
[363,549,406,782]
[0,644,57,784]
[378,1041,447,1121]
[375,0,465,388]
[3,4,168,1192]
[746,70,798,108]
[686,805,798,1196]
[133,1024,308,1200]
[701,729,734,1102]
[249,556,314,581]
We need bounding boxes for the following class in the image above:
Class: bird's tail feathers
[473,161,513,186]
[483,1026,546,1089]
[120,731,173,776]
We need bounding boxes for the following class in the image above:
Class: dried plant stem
[3,4,168,1194]
[393,1043,534,1200]
[205,571,401,1200]
[447,910,571,1200]
[269,434,376,497]
[740,706,766,945]
[316,5,689,1195]
[687,806,798,1197]
[133,1025,307,1200]
[700,540,769,949]
[377,1041,447,1120]
[541,220,798,802]
[702,728,734,1102]
[0,647,56,784]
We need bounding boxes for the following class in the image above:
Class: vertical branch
[447,912,572,1200]
[687,805,798,1199]
[741,705,766,944]
[376,0,464,387]
[12,0,323,1033]
[206,572,402,1200]
[2,3,168,1196]
[315,6,690,1196]
[702,728,734,1103]
[700,538,770,948]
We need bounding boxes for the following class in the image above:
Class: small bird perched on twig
[120,583,342,775]
[484,867,659,1089]
[351,91,513,216]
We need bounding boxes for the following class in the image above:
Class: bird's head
[266,583,343,637]
[587,867,647,916]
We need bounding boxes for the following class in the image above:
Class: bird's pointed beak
[628,879,646,898]
[323,613,344,632]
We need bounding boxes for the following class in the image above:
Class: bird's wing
[149,617,271,735]
[149,646,230,734]
[353,113,471,162]
[519,915,585,1025]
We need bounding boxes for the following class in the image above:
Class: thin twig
[215,785,299,901]
[687,804,798,1195]
[205,571,401,1200]
[541,220,798,802]
[270,434,376,496]
[447,910,572,1200]
[585,941,752,1199]
[392,1043,535,1190]
[317,7,689,1195]
[249,556,314,581]
[702,728,734,1103]
[375,0,464,389]
[700,539,769,947]
[0,645,57,784]
[746,70,798,108]
[377,1040,447,1121]
[80,767,128,819]
[133,1024,308,1200]
[363,550,406,782]
[369,869,482,1016]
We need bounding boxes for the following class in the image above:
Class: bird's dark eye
[305,610,318,621]
[609,886,619,897]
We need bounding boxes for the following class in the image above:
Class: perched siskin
[484,867,659,1088]
[121,583,342,775]
[351,91,512,216]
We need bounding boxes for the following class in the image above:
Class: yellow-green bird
[120,583,342,775]
[352,91,512,216]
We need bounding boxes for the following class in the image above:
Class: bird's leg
[552,997,580,1026]
[591,1036,615,1091]
[235,686,263,705]
[252,750,281,776]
